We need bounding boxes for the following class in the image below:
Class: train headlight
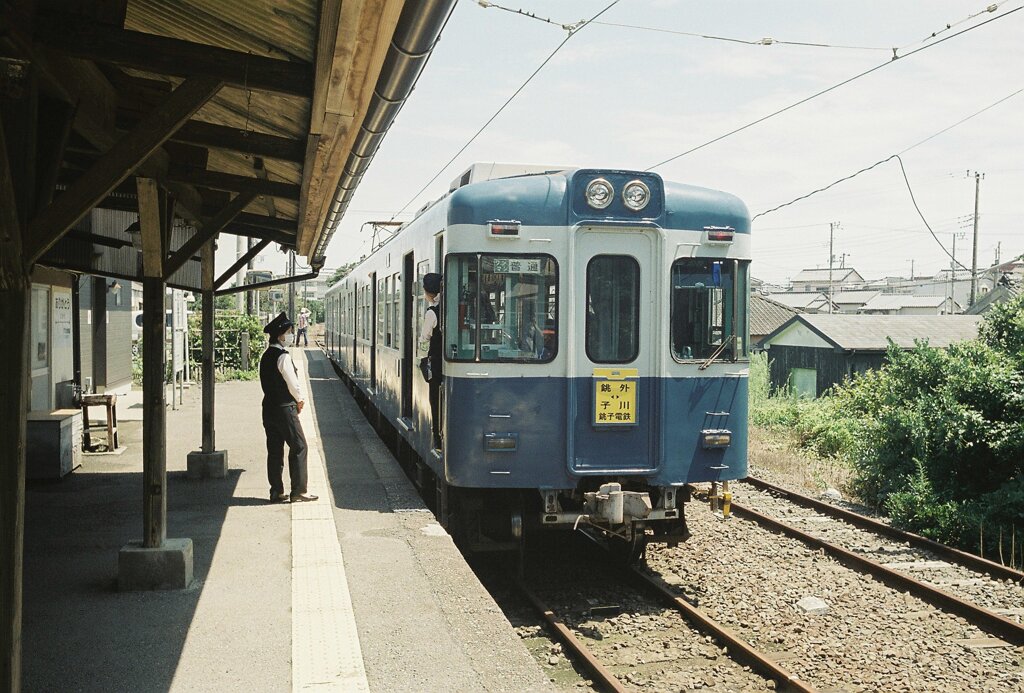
[484,432,519,452]
[622,180,650,211]
[701,429,732,449]
[585,178,614,209]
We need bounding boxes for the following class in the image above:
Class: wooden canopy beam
[214,238,271,290]
[35,18,313,98]
[115,116,306,163]
[163,190,257,280]
[223,224,295,248]
[25,75,223,265]
[167,165,300,200]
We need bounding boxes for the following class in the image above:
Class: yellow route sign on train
[593,368,638,425]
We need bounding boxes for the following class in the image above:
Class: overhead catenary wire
[646,5,1022,172]
[752,86,1024,220]
[391,0,623,220]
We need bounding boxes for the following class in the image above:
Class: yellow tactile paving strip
[291,355,369,692]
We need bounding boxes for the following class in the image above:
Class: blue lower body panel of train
[444,375,747,489]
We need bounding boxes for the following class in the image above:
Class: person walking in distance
[296,308,310,347]
[419,273,443,450]
[260,312,318,503]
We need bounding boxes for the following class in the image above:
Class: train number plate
[593,368,638,425]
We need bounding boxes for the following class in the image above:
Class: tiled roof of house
[765,314,983,351]
[750,294,800,338]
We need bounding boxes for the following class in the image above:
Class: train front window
[586,255,640,363]
[670,259,749,361]
[445,254,558,363]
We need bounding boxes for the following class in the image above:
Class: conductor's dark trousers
[263,402,308,496]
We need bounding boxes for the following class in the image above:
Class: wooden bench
[81,393,118,451]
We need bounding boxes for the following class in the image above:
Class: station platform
[21,348,553,692]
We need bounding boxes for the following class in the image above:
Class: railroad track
[510,541,814,693]
[731,478,1024,645]
[646,481,1024,691]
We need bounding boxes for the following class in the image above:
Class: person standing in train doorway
[419,273,444,450]
[260,312,318,504]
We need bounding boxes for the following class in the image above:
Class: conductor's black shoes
[290,493,318,503]
[269,492,289,504]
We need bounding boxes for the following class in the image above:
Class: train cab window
[586,255,640,363]
[445,254,558,363]
[670,258,750,362]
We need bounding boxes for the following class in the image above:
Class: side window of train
[586,255,640,364]
[415,259,432,350]
[445,253,558,363]
[390,271,400,347]
[670,259,750,361]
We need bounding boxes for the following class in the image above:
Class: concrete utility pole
[950,232,965,310]
[828,221,840,314]
[968,171,984,306]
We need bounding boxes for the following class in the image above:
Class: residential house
[859,294,958,315]
[966,281,1022,315]
[831,290,880,314]
[790,267,864,293]
[766,291,837,314]
[759,314,983,397]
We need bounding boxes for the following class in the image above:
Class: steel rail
[627,568,817,693]
[743,477,1024,584]
[728,500,1024,646]
[514,579,628,693]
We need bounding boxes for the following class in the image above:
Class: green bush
[190,311,267,379]
[750,293,1024,566]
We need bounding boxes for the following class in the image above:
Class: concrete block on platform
[186,450,229,479]
[118,538,194,591]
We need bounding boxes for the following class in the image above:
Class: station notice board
[593,368,638,426]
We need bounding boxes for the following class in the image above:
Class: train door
[370,272,377,389]
[569,228,659,474]
[351,284,357,373]
[401,252,414,420]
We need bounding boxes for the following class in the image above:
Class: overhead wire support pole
[828,222,839,314]
[969,171,983,306]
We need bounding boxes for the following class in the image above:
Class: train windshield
[670,259,749,361]
[586,255,640,363]
[445,254,558,363]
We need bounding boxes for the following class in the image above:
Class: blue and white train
[324,163,751,559]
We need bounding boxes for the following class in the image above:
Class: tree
[326,262,357,286]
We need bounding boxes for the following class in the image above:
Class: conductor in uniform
[260,312,318,504]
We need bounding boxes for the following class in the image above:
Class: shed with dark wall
[760,314,984,397]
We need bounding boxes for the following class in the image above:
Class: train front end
[442,168,751,555]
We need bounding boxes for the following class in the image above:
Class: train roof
[447,168,750,233]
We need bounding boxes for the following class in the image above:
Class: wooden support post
[137,177,167,548]
[0,101,29,693]
[163,190,257,280]
[201,237,215,453]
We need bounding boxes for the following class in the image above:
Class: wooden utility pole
[968,171,984,306]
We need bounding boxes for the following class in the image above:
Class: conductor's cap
[423,273,442,294]
[263,312,294,336]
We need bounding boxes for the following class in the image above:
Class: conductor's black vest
[260,346,294,406]
[427,304,442,379]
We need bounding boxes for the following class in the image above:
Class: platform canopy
[0,0,454,289]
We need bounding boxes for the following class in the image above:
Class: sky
[235,0,1024,286]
